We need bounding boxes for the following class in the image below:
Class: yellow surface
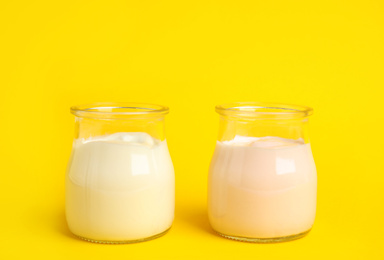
[1,0,383,259]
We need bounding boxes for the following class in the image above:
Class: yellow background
[1,0,383,259]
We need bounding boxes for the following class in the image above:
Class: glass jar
[66,103,175,244]
[208,102,317,243]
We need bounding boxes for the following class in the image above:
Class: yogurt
[66,132,175,242]
[208,136,317,239]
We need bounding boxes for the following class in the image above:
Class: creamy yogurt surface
[208,136,317,238]
[66,132,175,242]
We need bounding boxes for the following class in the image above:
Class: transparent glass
[66,103,175,244]
[208,102,317,243]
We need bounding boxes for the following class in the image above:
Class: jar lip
[71,102,169,118]
[215,102,313,119]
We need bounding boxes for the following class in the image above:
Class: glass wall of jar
[208,102,317,243]
[66,103,174,243]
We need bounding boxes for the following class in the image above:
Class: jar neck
[217,116,311,143]
[74,117,166,141]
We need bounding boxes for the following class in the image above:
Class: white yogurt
[66,132,175,242]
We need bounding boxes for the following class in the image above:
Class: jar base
[214,228,311,243]
[72,227,171,244]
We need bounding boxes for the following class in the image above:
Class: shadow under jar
[66,103,175,244]
[208,102,317,243]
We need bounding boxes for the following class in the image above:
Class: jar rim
[71,102,169,119]
[215,102,313,119]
